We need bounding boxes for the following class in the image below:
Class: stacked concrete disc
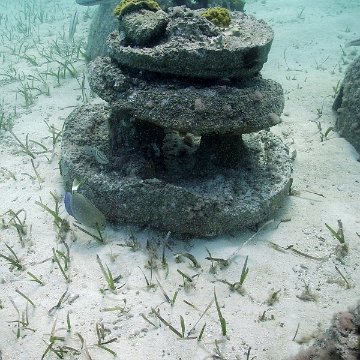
[60,7,292,236]
[77,0,245,61]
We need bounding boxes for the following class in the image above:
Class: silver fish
[64,178,107,230]
[70,192,106,230]
[345,38,360,47]
[64,191,106,230]
[84,145,109,165]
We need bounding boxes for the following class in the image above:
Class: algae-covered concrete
[109,10,273,79]
[60,104,292,237]
[61,6,292,236]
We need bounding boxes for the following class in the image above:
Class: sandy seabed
[0,0,359,359]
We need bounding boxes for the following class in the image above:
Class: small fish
[64,191,106,230]
[345,38,360,47]
[84,145,109,165]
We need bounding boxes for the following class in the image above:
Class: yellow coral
[201,7,231,27]
[113,0,161,18]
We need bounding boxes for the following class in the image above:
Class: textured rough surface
[83,0,174,60]
[88,57,284,135]
[289,303,360,360]
[67,3,291,237]
[109,9,274,79]
[333,56,360,153]
[120,9,168,46]
[82,1,245,60]
[60,104,292,237]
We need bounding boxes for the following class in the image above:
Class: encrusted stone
[108,9,274,79]
[60,6,292,237]
[81,0,245,61]
[89,56,284,135]
[120,9,169,46]
[60,104,292,237]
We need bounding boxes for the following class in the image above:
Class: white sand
[0,0,359,359]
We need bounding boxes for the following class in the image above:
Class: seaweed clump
[114,0,161,18]
[201,7,231,27]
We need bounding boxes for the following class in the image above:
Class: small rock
[120,9,168,46]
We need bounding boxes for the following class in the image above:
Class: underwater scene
[0,0,359,358]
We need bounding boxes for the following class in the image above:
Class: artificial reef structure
[61,3,292,237]
[76,0,245,61]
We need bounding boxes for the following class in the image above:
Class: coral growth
[114,0,161,18]
[201,7,231,27]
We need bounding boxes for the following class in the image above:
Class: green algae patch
[201,7,231,27]
[114,0,161,18]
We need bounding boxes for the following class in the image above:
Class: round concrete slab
[60,104,292,237]
[89,57,284,135]
[108,9,274,79]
